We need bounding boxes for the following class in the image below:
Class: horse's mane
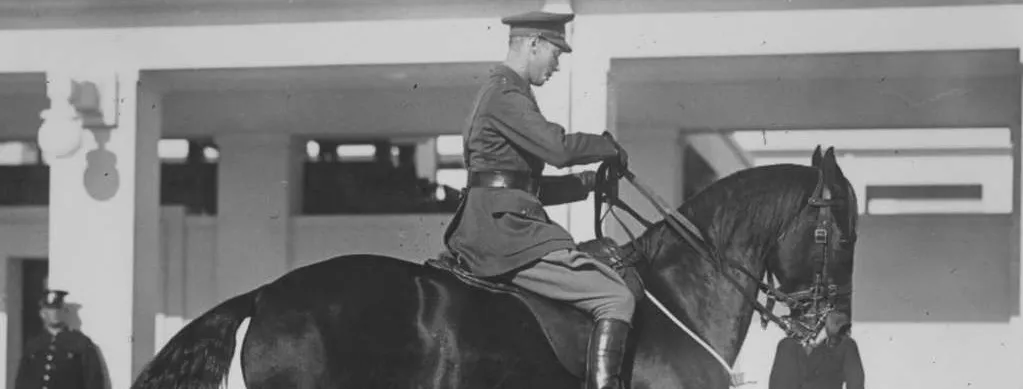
[628,163,821,266]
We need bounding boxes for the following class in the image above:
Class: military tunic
[15,328,105,389]
[443,64,620,278]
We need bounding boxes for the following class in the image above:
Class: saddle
[424,237,644,379]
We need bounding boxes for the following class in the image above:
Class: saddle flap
[426,243,643,379]
[425,253,588,377]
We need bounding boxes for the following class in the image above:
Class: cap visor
[547,38,573,53]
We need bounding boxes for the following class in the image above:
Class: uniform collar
[45,324,69,337]
[492,64,533,92]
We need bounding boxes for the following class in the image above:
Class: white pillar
[566,23,612,242]
[157,206,187,350]
[606,130,687,243]
[44,68,161,388]
[215,133,303,302]
[1015,50,1023,377]
[534,0,575,230]
[415,138,438,181]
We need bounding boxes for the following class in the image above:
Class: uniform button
[45,364,51,370]
[46,354,53,361]
[43,374,49,381]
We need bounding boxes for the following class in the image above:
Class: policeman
[442,10,633,389]
[15,290,105,389]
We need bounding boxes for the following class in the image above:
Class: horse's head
[609,142,861,351]
[771,145,859,339]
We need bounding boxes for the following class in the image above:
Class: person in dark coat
[442,10,633,389]
[15,290,105,389]
[769,311,865,389]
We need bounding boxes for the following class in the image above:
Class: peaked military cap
[39,289,68,308]
[502,11,575,53]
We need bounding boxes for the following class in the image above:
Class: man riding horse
[442,10,634,389]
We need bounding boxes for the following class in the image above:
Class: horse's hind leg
[241,310,330,389]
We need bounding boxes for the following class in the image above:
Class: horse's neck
[631,217,766,365]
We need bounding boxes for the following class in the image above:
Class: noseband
[593,160,855,346]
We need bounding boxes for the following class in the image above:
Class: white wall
[1,207,1016,389]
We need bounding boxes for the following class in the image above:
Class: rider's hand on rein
[602,131,629,173]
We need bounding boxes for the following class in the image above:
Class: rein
[592,159,848,348]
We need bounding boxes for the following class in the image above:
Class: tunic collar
[491,64,533,94]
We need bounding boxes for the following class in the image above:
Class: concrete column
[215,133,303,302]
[1015,50,1023,374]
[157,206,187,351]
[606,130,687,243]
[44,68,161,388]
[566,43,612,242]
[533,0,575,230]
[415,138,438,181]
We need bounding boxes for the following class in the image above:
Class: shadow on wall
[82,128,120,202]
[853,214,1015,323]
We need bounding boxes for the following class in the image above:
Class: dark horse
[131,146,859,389]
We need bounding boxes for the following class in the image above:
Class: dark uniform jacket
[15,327,105,389]
[443,64,620,277]
[769,336,865,389]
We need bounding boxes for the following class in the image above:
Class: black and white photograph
[0,0,1021,388]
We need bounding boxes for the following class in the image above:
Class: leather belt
[467,170,539,196]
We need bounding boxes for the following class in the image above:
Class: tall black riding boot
[585,318,630,389]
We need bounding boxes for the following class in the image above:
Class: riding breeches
[507,249,636,324]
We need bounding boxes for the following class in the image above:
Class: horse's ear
[822,147,839,185]
[811,145,823,167]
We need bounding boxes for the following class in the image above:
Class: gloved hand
[576,170,597,191]
[602,131,629,172]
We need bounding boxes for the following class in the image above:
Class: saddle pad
[425,255,592,378]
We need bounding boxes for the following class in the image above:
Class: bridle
[764,168,856,345]
[593,160,855,347]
